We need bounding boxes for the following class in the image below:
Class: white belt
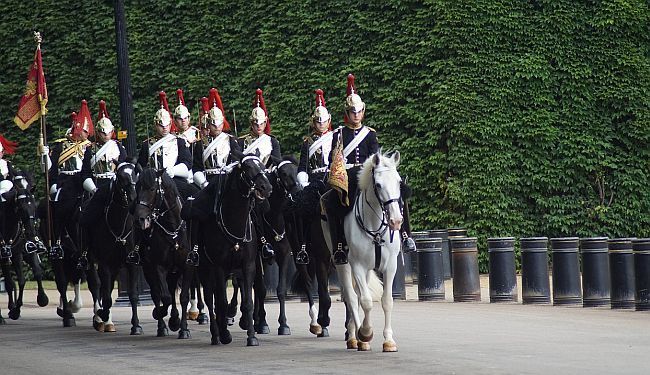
[205,169,227,175]
[312,167,328,173]
[60,170,79,175]
[345,163,362,170]
[95,172,115,179]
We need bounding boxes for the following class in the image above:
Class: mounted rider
[79,100,127,226]
[41,101,94,259]
[0,134,19,260]
[237,89,281,261]
[192,87,241,189]
[322,74,415,265]
[137,91,195,200]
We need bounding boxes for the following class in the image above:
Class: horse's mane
[358,151,398,191]
[281,154,298,165]
[14,169,35,190]
[138,168,180,198]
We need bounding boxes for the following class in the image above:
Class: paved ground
[1,278,648,375]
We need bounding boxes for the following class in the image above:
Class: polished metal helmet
[311,89,331,126]
[154,91,172,127]
[174,88,190,120]
[344,74,365,113]
[96,100,114,134]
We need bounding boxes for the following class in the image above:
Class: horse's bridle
[354,166,402,245]
[239,156,267,198]
[104,168,136,244]
[136,176,184,240]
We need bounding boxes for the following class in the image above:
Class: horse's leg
[226,275,239,325]
[276,241,291,335]
[337,263,361,349]
[52,258,75,327]
[187,280,199,321]
[86,261,101,324]
[213,266,232,344]
[142,264,168,337]
[352,266,374,351]
[166,270,181,332]
[26,253,49,307]
[241,262,259,346]
[381,254,398,352]
[199,264,219,345]
[1,262,16,312]
[193,272,208,324]
[69,280,83,313]
[315,248,332,337]
[95,263,111,332]
[177,265,193,339]
[126,264,142,335]
[252,259,269,334]
[8,252,26,320]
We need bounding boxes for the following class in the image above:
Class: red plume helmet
[344,74,365,125]
[251,88,270,135]
[0,134,18,155]
[209,88,231,132]
[73,99,95,138]
[313,89,332,131]
[158,91,176,133]
[97,100,110,121]
[199,96,209,128]
[176,88,186,107]
[346,74,356,96]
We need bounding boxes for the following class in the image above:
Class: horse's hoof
[56,307,64,318]
[317,327,329,338]
[226,316,235,326]
[255,323,270,334]
[346,338,358,350]
[278,325,291,336]
[178,329,191,339]
[93,319,105,332]
[247,337,259,346]
[309,324,322,336]
[157,327,169,337]
[68,300,81,314]
[211,336,221,345]
[357,341,371,351]
[383,341,398,352]
[63,317,76,327]
[187,311,199,321]
[357,328,374,342]
[168,316,180,332]
[197,313,208,325]
[130,325,143,335]
[104,323,116,333]
[37,293,49,307]
[8,307,21,320]
[220,330,232,345]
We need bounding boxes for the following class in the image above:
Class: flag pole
[34,31,53,249]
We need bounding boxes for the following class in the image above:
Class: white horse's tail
[367,271,383,301]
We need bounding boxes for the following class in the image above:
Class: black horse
[132,168,193,339]
[0,170,48,323]
[83,162,142,334]
[190,153,272,346]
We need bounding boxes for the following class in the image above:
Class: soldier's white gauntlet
[166,163,189,179]
[297,171,309,187]
[193,171,208,189]
[0,180,13,201]
[82,178,98,193]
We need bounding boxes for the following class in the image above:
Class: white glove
[193,171,208,189]
[40,145,52,171]
[39,145,50,157]
[297,171,309,188]
[0,180,13,195]
[50,184,58,196]
[82,178,98,193]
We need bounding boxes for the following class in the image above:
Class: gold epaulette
[53,138,68,143]
[303,135,312,142]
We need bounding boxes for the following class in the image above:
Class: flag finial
[33,31,41,45]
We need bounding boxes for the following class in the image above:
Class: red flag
[14,44,48,130]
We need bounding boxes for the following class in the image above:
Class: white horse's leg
[103,310,116,333]
[69,280,82,313]
[188,295,199,320]
[381,251,398,352]
[336,263,360,349]
[350,265,374,351]
[308,303,321,335]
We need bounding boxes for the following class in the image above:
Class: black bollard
[520,237,551,304]
[450,237,481,302]
[405,231,427,285]
[392,252,407,300]
[632,238,650,311]
[429,229,451,279]
[550,237,582,306]
[448,227,467,278]
[417,238,445,301]
[608,238,636,309]
[488,237,517,303]
[115,267,153,307]
[580,237,611,307]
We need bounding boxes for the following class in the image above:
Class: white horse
[324,151,404,352]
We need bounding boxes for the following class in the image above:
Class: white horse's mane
[358,151,399,191]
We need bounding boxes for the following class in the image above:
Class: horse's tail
[368,271,383,301]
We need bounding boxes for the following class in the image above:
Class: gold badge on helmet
[174,88,190,120]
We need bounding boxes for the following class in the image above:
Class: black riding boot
[325,212,347,265]
[400,192,416,253]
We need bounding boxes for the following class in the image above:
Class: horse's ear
[372,153,380,166]
[392,150,400,166]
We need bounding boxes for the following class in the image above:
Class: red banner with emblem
[14,44,48,130]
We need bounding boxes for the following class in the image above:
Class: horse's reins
[104,176,134,245]
[354,166,401,269]
[136,177,184,241]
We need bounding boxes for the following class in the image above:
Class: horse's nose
[389,217,403,231]
[138,216,151,230]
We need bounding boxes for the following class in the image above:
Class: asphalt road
[1,282,648,375]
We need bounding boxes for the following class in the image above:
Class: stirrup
[0,244,12,260]
[35,237,47,254]
[49,242,64,260]
[333,243,348,265]
[126,245,141,265]
[402,233,416,253]
[24,240,38,254]
[186,245,200,266]
[295,244,309,265]
[77,253,89,270]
